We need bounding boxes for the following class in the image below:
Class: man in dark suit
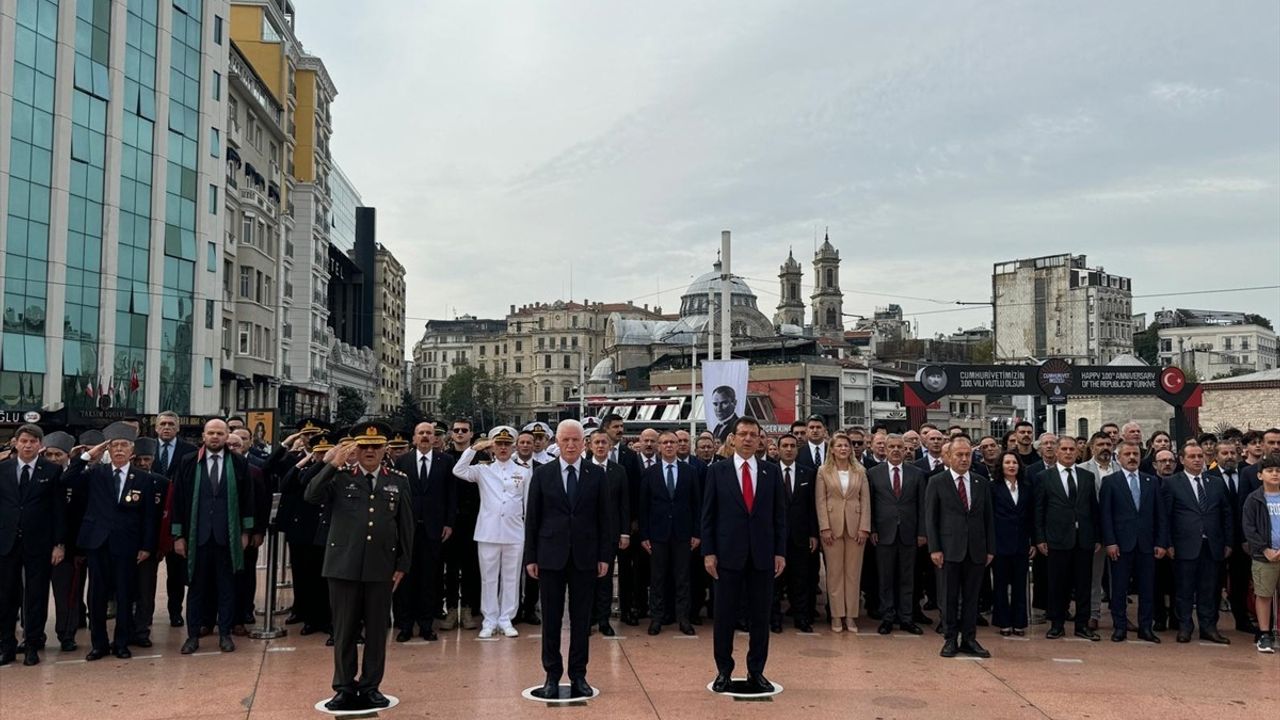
[524,420,611,700]
[1207,442,1255,634]
[153,410,197,628]
[639,432,700,636]
[797,415,827,471]
[171,419,256,655]
[587,430,629,636]
[708,386,741,445]
[1035,436,1101,641]
[277,429,332,637]
[772,434,817,633]
[925,436,995,658]
[869,434,927,635]
[393,421,456,642]
[701,417,786,694]
[1160,443,1233,644]
[40,431,82,653]
[0,424,66,666]
[1099,440,1163,642]
[604,414,647,626]
[63,423,158,661]
[306,422,414,712]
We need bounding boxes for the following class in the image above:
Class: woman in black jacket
[990,451,1035,636]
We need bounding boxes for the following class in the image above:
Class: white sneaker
[500,624,519,638]
[478,627,495,639]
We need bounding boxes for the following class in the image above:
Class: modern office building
[1,0,229,417]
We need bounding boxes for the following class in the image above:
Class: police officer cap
[489,426,517,444]
[352,421,391,446]
[309,431,335,452]
[43,431,74,453]
[522,421,551,438]
[296,417,326,435]
[387,430,410,449]
[103,422,139,443]
[78,429,105,446]
[134,437,158,457]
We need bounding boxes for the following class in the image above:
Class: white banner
[703,359,749,443]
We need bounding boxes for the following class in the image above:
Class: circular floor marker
[521,684,600,703]
[313,694,400,715]
[706,678,785,698]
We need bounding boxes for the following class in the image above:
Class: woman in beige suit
[815,433,871,633]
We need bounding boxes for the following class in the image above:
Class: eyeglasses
[451,428,469,434]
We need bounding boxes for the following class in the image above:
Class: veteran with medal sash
[307,421,415,712]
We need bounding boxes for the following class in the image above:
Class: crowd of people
[1,412,1278,709]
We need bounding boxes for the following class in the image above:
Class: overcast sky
[298,1,1280,348]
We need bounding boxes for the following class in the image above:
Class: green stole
[185,451,245,582]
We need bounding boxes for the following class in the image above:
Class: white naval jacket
[452,447,532,544]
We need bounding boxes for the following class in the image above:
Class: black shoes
[364,689,391,708]
[647,621,661,636]
[422,628,439,641]
[940,639,959,658]
[1200,631,1230,645]
[679,622,695,636]
[1176,631,1192,643]
[324,691,364,712]
[1046,626,1065,639]
[218,635,235,652]
[913,610,934,625]
[60,639,77,652]
[796,622,814,633]
[975,615,990,627]
[878,620,894,635]
[114,647,132,659]
[0,650,13,666]
[521,610,542,626]
[1111,630,1127,642]
[899,622,924,635]
[284,613,301,625]
[169,616,185,628]
[598,623,616,637]
[959,639,990,658]
[711,673,731,693]
[85,648,109,661]
[23,648,39,666]
[531,678,561,700]
[770,622,783,634]
[132,637,153,648]
[745,674,774,693]
[621,612,639,627]
[569,678,593,698]
[394,629,413,642]
[1074,628,1101,642]
[300,624,318,636]
[1138,629,1161,644]
[180,638,199,654]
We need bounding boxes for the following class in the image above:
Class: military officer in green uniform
[306,421,414,712]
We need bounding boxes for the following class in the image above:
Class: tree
[1133,327,1158,365]
[1243,313,1273,330]
[393,390,425,430]
[438,366,519,429]
[335,386,368,428]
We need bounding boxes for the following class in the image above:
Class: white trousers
[477,541,524,629]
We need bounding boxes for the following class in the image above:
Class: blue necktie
[1128,472,1140,509]
[566,464,578,504]
[666,464,676,498]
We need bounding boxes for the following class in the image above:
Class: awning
[226,146,242,166]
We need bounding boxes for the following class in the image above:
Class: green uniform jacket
[305,462,414,582]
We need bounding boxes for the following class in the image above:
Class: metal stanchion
[251,493,287,639]
[277,542,293,589]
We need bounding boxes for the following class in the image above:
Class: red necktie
[956,476,969,511]
[742,462,754,513]
[892,466,901,497]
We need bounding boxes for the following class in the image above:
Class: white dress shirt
[732,454,758,496]
[1056,463,1076,495]
[949,469,973,507]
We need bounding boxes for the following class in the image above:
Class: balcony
[240,187,275,218]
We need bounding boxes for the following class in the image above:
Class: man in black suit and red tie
[701,417,787,694]
[393,421,456,642]
[869,434,927,635]
[924,436,994,658]
[524,420,612,700]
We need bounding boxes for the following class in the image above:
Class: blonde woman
[815,433,871,633]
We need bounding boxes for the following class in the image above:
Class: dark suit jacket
[0,457,66,555]
[154,438,198,479]
[1099,469,1160,554]
[278,457,324,547]
[1034,465,1100,550]
[1159,471,1232,561]
[395,450,457,539]
[797,442,825,471]
[592,459,630,547]
[915,455,947,478]
[305,463,414,582]
[924,470,994,563]
[699,456,786,571]
[1206,466,1246,546]
[867,462,925,546]
[777,463,817,548]
[63,459,158,556]
[170,449,257,542]
[639,460,700,544]
[524,460,612,572]
[990,478,1033,556]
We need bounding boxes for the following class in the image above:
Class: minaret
[774,249,804,328]
[811,231,844,337]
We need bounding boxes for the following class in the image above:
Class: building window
[212,70,221,100]
[239,266,251,297]
[563,355,571,369]
[214,15,224,44]
[238,322,250,353]
[204,358,214,387]
[207,241,217,271]
[515,359,522,373]
[543,385,551,402]
[242,215,253,245]
[544,355,551,370]
[515,340,522,352]
[208,184,217,212]
[205,299,214,329]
